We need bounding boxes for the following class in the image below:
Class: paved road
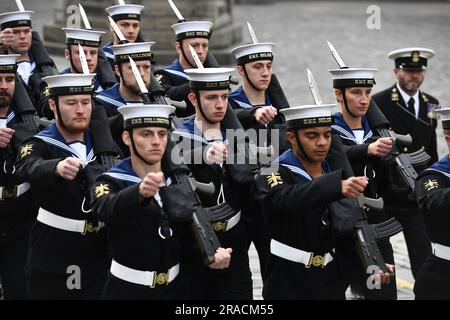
[3,0,450,300]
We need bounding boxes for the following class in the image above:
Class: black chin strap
[67,45,83,74]
[242,64,263,92]
[128,129,154,166]
[194,90,220,125]
[53,96,68,131]
[179,40,196,69]
[340,88,357,118]
[293,131,311,162]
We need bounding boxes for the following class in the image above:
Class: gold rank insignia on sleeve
[95,184,110,198]
[20,144,33,158]
[155,74,163,84]
[391,87,399,102]
[267,172,283,188]
[423,179,439,191]
[43,86,49,97]
[422,93,429,103]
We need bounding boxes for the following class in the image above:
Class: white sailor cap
[62,27,105,47]
[43,74,96,97]
[280,104,335,130]
[111,41,155,64]
[118,104,175,129]
[231,42,276,65]
[0,54,19,73]
[388,47,435,70]
[0,10,33,31]
[437,108,450,130]
[185,67,234,91]
[171,21,213,41]
[328,68,378,89]
[105,4,144,21]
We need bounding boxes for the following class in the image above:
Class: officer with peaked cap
[154,19,217,117]
[414,107,450,300]
[15,73,110,299]
[102,2,145,69]
[91,104,186,299]
[329,66,397,299]
[372,48,438,278]
[255,101,384,299]
[176,67,255,299]
[0,54,38,299]
[0,5,58,108]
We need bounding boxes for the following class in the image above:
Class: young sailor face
[10,26,32,54]
[336,87,372,118]
[195,89,228,123]
[240,60,272,91]
[127,127,168,164]
[52,95,92,132]
[394,68,425,95]
[293,127,332,163]
[67,45,99,73]
[0,73,15,108]
[116,19,140,43]
[119,60,151,95]
[178,38,209,65]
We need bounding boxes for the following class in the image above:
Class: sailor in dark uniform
[0,7,58,109]
[372,48,438,278]
[102,2,145,70]
[0,54,37,299]
[329,66,397,299]
[15,73,110,299]
[154,20,215,117]
[414,107,450,300]
[176,67,253,299]
[255,102,393,299]
[228,40,284,282]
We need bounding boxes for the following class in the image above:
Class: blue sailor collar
[95,83,126,111]
[277,148,331,182]
[104,157,172,186]
[163,59,189,79]
[427,155,450,178]
[179,117,228,145]
[331,112,373,145]
[229,85,272,109]
[101,42,114,61]
[1,106,16,126]
[34,122,95,162]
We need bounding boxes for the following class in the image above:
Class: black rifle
[137,80,222,265]
[327,135,403,274]
[30,31,58,77]
[366,100,430,191]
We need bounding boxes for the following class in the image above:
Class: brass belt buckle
[83,221,97,235]
[305,253,326,268]
[151,271,169,288]
[213,220,228,232]
[3,185,18,200]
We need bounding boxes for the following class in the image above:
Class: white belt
[0,182,30,200]
[270,239,334,268]
[432,242,450,261]
[212,211,241,232]
[37,207,101,235]
[110,259,180,287]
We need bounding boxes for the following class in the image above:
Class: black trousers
[0,234,28,300]
[414,254,450,300]
[241,199,270,282]
[27,268,106,300]
[386,207,431,278]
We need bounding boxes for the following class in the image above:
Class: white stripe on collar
[424,168,450,179]
[232,99,254,109]
[164,69,189,79]
[104,51,114,60]
[104,172,173,186]
[95,95,126,108]
[6,111,15,125]
[35,135,95,162]
[332,124,373,144]
[281,164,312,181]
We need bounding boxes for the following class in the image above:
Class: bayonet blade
[108,16,127,43]
[306,68,323,105]
[129,56,149,94]
[117,0,126,5]
[327,41,347,68]
[168,0,185,21]
[79,4,92,30]
[247,22,259,44]
[78,44,90,75]
[15,0,25,12]
[188,44,204,69]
